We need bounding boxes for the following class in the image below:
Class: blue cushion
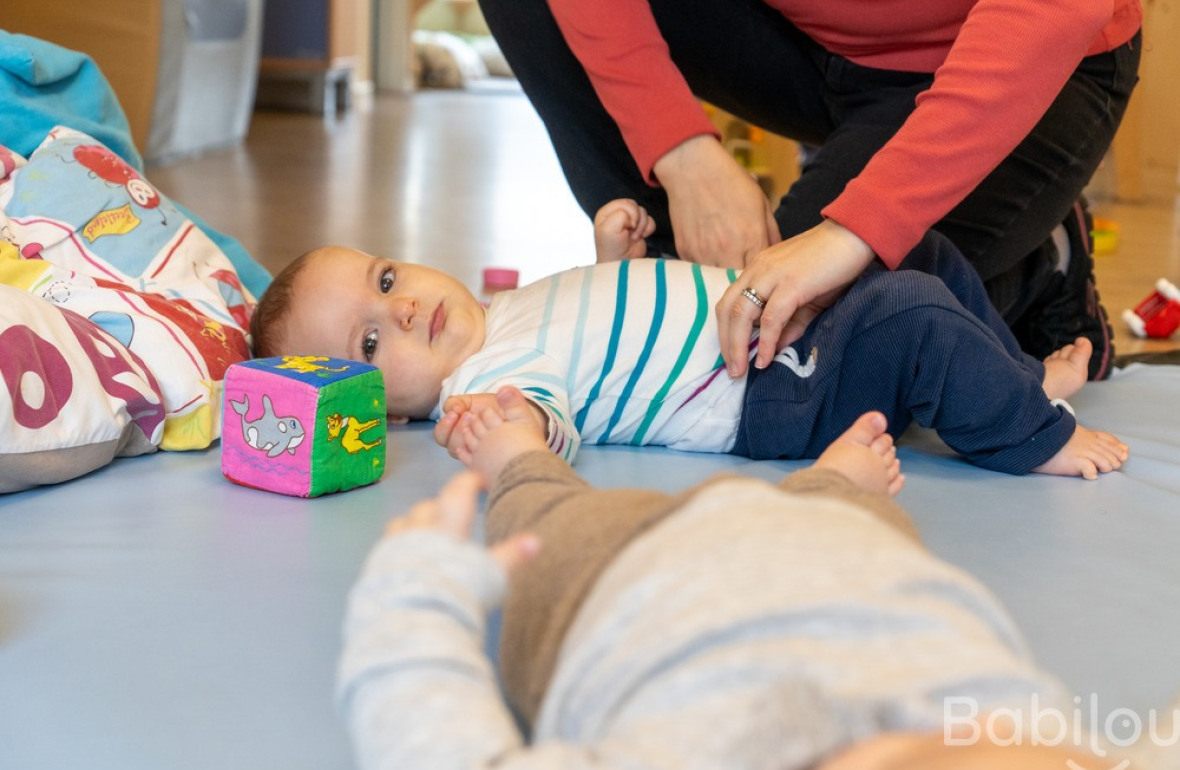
[0,29,271,297]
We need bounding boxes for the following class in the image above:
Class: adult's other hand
[653,135,780,268]
[718,219,876,378]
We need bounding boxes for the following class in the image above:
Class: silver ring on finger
[741,287,767,310]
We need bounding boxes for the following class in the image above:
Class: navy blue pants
[733,232,1076,474]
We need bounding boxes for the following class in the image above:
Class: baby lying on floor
[337,398,1119,769]
[249,199,1127,477]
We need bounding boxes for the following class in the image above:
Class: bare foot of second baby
[813,411,905,497]
[452,386,549,481]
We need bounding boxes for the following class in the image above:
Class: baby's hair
[249,249,319,357]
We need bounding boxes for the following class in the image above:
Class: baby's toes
[1097,440,1125,469]
[1097,432,1129,460]
[466,416,490,444]
[870,434,894,457]
[504,403,538,427]
[458,416,481,446]
[1103,445,1125,470]
[1089,447,1117,473]
[477,408,504,433]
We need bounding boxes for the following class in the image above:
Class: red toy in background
[1122,279,1180,339]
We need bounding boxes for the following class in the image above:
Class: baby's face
[279,247,486,419]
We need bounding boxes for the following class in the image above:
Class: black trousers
[480,0,1140,324]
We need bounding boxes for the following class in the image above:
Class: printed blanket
[0,127,257,491]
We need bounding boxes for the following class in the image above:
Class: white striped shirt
[436,260,749,462]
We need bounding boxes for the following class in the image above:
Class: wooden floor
[148,89,1180,358]
[148,90,596,292]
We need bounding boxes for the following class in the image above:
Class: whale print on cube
[221,356,386,496]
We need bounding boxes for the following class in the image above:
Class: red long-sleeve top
[548,0,1141,266]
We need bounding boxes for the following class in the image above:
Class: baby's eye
[379,268,395,293]
[362,330,378,362]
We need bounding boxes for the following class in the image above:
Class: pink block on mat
[222,369,318,496]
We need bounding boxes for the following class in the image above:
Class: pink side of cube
[221,368,318,496]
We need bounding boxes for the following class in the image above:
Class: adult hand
[653,135,780,268]
[717,219,876,378]
[383,471,540,574]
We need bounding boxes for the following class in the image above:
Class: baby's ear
[388,414,410,425]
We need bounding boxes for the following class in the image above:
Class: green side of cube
[308,369,387,497]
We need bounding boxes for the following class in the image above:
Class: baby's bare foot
[454,386,549,482]
[1032,424,1129,480]
[1042,337,1091,401]
[813,411,905,497]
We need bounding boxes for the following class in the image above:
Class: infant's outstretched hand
[383,471,540,574]
[594,198,656,262]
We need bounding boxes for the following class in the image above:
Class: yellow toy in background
[1091,216,1120,256]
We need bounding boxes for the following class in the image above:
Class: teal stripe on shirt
[536,272,562,351]
[565,268,594,397]
[467,349,544,393]
[632,262,707,445]
[523,386,569,427]
[513,371,567,392]
[598,260,667,443]
[701,269,737,370]
[710,269,740,370]
[522,385,556,405]
[575,260,629,433]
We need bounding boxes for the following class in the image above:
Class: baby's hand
[452,387,550,482]
[594,198,656,263]
[383,471,540,574]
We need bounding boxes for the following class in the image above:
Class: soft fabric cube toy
[221,356,386,497]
